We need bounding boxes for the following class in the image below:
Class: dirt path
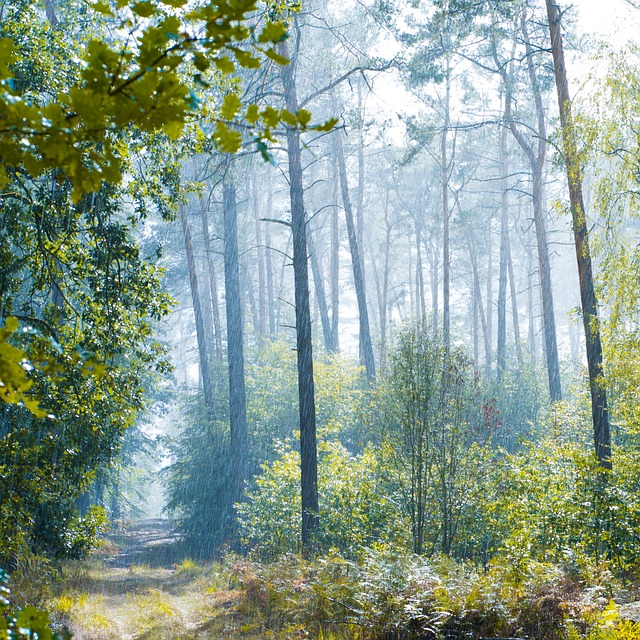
[57,520,251,639]
[105,518,185,569]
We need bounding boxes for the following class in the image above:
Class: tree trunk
[334,121,376,384]
[252,162,267,346]
[200,198,223,360]
[279,39,319,546]
[506,223,523,367]
[467,233,490,375]
[223,176,249,504]
[264,184,277,341]
[308,223,336,353]
[497,123,509,380]
[442,62,451,350]
[180,203,214,414]
[330,169,340,353]
[545,0,611,468]
[485,214,493,374]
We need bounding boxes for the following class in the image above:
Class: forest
[2,0,640,637]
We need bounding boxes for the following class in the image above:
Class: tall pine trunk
[334,121,376,384]
[545,0,611,468]
[279,39,319,546]
[223,175,248,505]
[180,203,214,414]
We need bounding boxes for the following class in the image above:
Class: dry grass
[49,560,276,640]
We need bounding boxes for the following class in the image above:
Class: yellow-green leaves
[233,49,261,69]
[132,1,156,17]
[214,121,243,153]
[221,92,242,120]
[0,318,47,418]
[258,21,288,44]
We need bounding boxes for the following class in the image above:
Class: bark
[252,163,267,345]
[334,121,376,384]
[201,198,223,359]
[330,171,340,353]
[180,203,214,414]
[497,124,509,380]
[223,176,249,503]
[415,221,427,324]
[279,39,319,546]
[264,185,277,340]
[545,0,611,468]
[442,63,452,350]
[485,215,493,373]
[506,225,523,367]
[308,223,336,353]
[467,233,491,375]
[526,244,537,365]
[429,236,439,331]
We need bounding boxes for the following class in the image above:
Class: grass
[22,543,640,639]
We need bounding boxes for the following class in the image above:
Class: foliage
[374,324,499,557]
[0,569,63,640]
[166,344,369,554]
[237,441,408,559]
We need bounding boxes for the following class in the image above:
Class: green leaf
[261,106,280,128]
[280,109,298,126]
[221,92,242,121]
[214,56,235,74]
[264,48,289,66]
[234,49,261,69]
[258,21,288,44]
[193,52,210,72]
[297,109,311,127]
[90,1,114,16]
[315,117,339,132]
[214,121,242,154]
[132,1,156,17]
[245,103,260,124]
[162,0,187,6]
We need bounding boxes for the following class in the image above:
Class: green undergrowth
[33,550,640,639]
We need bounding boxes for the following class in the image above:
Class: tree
[222,171,249,505]
[279,36,320,548]
[545,0,611,467]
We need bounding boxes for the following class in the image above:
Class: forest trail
[57,520,254,640]
[105,518,184,569]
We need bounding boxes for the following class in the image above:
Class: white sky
[575,0,637,44]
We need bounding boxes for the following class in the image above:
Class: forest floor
[50,519,265,640]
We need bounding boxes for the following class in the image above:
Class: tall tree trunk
[415,222,427,325]
[506,225,523,367]
[442,62,452,350]
[308,223,336,353]
[180,203,214,414]
[485,214,493,374]
[265,184,277,341]
[497,124,509,380]
[334,123,376,384]
[223,176,248,504]
[429,236,439,331]
[468,233,490,375]
[380,192,392,369]
[200,198,223,360]
[330,170,340,353]
[253,162,267,346]
[526,244,537,365]
[546,0,611,468]
[357,76,366,285]
[279,39,319,546]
